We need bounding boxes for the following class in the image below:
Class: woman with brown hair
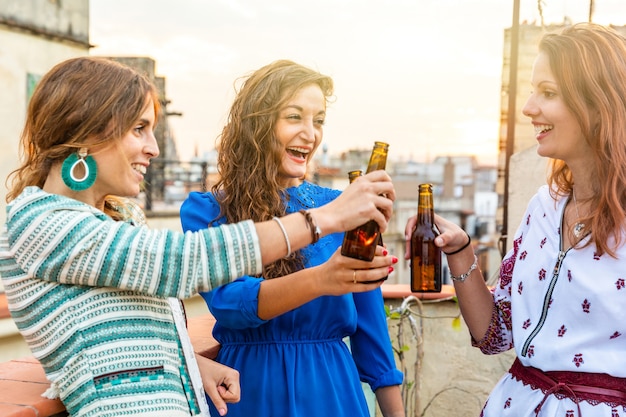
[181,60,404,417]
[407,23,626,416]
[1,56,396,417]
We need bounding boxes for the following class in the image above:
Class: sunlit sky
[89,0,626,165]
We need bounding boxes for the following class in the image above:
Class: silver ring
[353,270,357,284]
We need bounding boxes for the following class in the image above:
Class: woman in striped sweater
[0,56,396,417]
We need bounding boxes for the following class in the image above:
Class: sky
[89,0,626,165]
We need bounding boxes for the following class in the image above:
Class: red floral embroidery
[540,237,547,248]
[594,251,601,260]
[517,282,523,294]
[520,250,527,260]
[473,236,520,355]
[566,411,575,417]
[527,345,534,358]
[616,278,625,290]
[558,325,567,337]
[504,397,511,409]
[567,270,572,282]
[526,214,531,225]
[500,238,519,289]
[582,299,591,313]
[522,319,531,329]
[612,408,620,417]
[610,331,621,339]
[472,300,513,354]
[538,268,547,281]
[573,353,584,368]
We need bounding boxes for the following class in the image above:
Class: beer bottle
[410,183,442,292]
[341,141,389,261]
[347,169,362,183]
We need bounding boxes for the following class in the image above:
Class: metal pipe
[500,0,521,257]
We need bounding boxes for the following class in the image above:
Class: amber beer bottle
[410,183,442,292]
[341,141,389,261]
[346,170,363,183]
[340,169,367,258]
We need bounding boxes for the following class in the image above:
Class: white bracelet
[272,216,291,257]
[450,254,478,283]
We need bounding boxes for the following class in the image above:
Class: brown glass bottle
[341,142,389,261]
[410,183,442,292]
[347,169,363,183]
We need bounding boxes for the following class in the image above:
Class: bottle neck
[365,148,388,173]
[347,170,362,183]
[417,195,434,225]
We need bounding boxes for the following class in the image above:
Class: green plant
[386,296,424,417]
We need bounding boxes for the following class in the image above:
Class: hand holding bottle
[314,170,395,236]
[404,212,470,260]
[342,141,390,261]
[313,246,397,296]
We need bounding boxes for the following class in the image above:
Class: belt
[509,357,626,416]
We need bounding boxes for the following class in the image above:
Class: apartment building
[0,0,90,227]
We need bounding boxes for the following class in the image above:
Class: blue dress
[180,181,403,417]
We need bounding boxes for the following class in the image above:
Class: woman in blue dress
[180,60,405,417]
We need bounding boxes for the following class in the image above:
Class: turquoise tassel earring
[61,148,97,191]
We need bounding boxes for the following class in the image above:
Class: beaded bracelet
[299,209,321,244]
[443,232,471,255]
[450,254,478,283]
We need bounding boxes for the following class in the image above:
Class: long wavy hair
[212,60,334,278]
[6,56,159,220]
[541,23,626,257]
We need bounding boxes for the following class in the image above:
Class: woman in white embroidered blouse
[405,23,626,416]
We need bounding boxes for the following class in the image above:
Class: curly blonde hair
[212,60,334,278]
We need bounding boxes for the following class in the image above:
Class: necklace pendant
[574,222,585,238]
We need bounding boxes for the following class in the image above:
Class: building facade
[0,0,90,227]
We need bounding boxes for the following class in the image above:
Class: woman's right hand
[403,213,469,260]
[312,170,395,235]
[315,246,397,296]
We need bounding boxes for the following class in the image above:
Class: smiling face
[274,84,326,188]
[89,96,159,204]
[522,52,594,165]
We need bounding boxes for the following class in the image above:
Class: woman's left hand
[315,245,397,296]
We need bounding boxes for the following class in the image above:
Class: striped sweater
[0,186,262,417]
